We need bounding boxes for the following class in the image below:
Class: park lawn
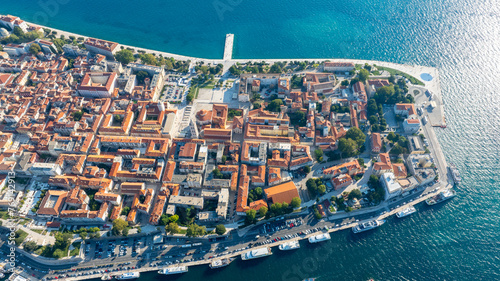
[376,66,425,86]
[14,229,28,245]
[69,242,81,256]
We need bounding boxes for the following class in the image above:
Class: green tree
[318,184,326,194]
[338,138,358,157]
[23,241,38,252]
[269,62,283,73]
[212,168,223,179]
[252,102,261,109]
[136,71,149,84]
[13,26,24,37]
[314,210,322,219]
[114,49,135,65]
[259,206,268,217]
[79,231,87,240]
[357,158,365,167]
[52,248,66,259]
[54,232,72,250]
[120,206,130,216]
[186,224,207,237]
[289,111,306,127]
[348,189,362,200]
[72,111,84,121]
[112,218,128,236]
[387,132,397,142]
[304,166,311,173]
[169,214,179,223]
[139,53,157,66]
[345,127,366,147]
[215,224,226,235]
[29,43,41,55]
[159,214,170,226]
[122,227,129,236]
[314,149,324,161]
[166,222,180,234]
[266,99,283,112]
[245,209,257,224]
[291,197,301,208]
[358,69,370,82]
[341,80,349,86]
[306,178,318,196]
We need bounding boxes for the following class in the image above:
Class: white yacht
[308,233,331,243]
[396,206,417,218]
[116,272,140,280]
[209,257,235,269]
[241,247,272,260]
[426,189,456,205]
[278,240,300,251]
[158,266,188,275]
[352,220,385,233]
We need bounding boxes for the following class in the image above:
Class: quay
[223,33,234,61]
[60,185,450,281]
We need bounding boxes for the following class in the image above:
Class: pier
[222,34,235,74]
[223,33,234,61]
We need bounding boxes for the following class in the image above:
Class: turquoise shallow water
[2,0,500,280]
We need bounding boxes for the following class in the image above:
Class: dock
[222,34,235,75]
[223,34,234,61]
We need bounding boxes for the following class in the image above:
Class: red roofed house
[264,181,300,205]
[332,174,353,190]
[78,72,117,98]
[394,103,417,118]
[371,133,382,153]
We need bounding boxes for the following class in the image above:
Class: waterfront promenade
[59,184,449,281]
[24,19,443,106]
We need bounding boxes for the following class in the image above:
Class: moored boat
[158,266,188,275]
[209,258,235,269]
[278,240,300,251]
[116,272,139,280]
[308,233,331,243]
[352,220,385,233]
[426,189,456,205]
[448,163,461,185]
[241,247,272,260]
[396,206,417,218]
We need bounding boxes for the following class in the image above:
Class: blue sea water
[2,0,500,280]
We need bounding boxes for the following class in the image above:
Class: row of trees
[0,26,42,45]
[114,49,190,72]
[245,197,301,224]
[165,222,226,236]
[367,98,387,132]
